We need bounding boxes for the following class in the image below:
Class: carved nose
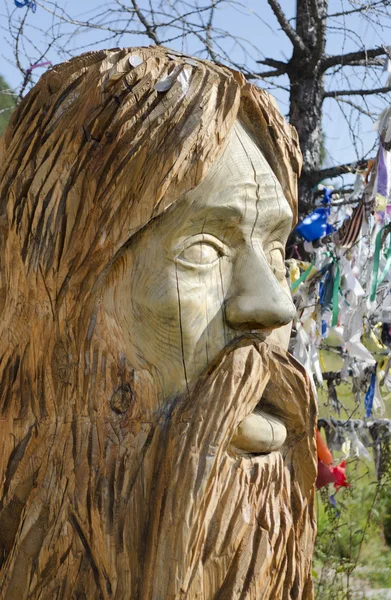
[225,249,296,331]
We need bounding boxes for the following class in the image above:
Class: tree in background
[2,0,391,211]
[0,75,15,135]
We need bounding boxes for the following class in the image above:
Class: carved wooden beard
[0,336,316,600]
[134,338,317,600]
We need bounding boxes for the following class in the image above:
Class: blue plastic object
[14,0,36,10]
[295,207,333,242]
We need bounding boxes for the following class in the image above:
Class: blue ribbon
[323,188,335,204]
[364,372,376,418]
[14,0,36,11]
[321,319,327,338]
[329,495,340,517]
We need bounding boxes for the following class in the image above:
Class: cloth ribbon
[291,261,315,292]
[26,61,51,75]
[370,224,391,301]
[14,0,36,10]
[295,207,333,242]
[316,429,333,465]
[319,254,340,327]
[316,459,349,491]
[331,260,341,327]
[364,371,377,418]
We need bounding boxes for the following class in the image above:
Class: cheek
[176,268,225,331]
[104,249,182,365]
[175,260,233,360]
[130,266,183,350]
[104,246,233,394]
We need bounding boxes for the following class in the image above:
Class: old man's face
[103,121,296,448]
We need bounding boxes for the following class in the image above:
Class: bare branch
[252,56,288,78]
[249,68,287,79]
[204,0,218,62]
[335,97,374,118]
[130,0,160,44]
[311,158,375,183]
[327,0,391,20]
[266,0,307,53]
[324,85,391,98]
[322,46,387,71]
[256,57,287,68]
[332,58,385,67]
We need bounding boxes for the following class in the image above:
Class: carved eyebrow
[189,202,293,231]
[183,204,246,226]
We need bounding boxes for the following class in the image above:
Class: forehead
[182,121,293,229]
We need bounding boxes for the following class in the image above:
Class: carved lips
[230,409,287,454]
[229,341,313,457]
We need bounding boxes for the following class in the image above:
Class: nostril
[225,295,295,331]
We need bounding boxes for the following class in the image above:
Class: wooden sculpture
[0,46,317,599]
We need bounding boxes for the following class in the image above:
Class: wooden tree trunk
[290,73,325,212]
[288,0,328,214]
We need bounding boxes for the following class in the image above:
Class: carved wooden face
[103,121,295,412]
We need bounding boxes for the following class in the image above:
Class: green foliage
[0,75,16,136]
[314,456,391,599]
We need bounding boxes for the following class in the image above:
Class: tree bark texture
[288,0,328,212]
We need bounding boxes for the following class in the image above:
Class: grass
[314,371,391,596]
[313,455,391,599]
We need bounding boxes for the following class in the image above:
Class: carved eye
[178,242,221,266]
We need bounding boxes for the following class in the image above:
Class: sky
[0,0,390,177]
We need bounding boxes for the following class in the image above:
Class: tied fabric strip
[364,372,377,418]
[370,224,391,302]
[319,252,340,327]
[337,202,364,248]
[26,61,51,75]
[291,261,315,292]
[14,0,36,10]
[332,260,341,327]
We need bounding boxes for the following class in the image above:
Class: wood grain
[0,47,314,599]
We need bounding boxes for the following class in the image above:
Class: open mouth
[229,407,287,455]
[227,341,310,458]
[229,373,290,456]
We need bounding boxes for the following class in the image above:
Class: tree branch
[322,46,386,71]
[335,97,373,118]
[310,158,374,183]
[334,58,385,68]
[327,0,389,20]
[249,68,288,79]
[256,57,287,68]
[254,57,289,77]
[267,0,307,52]
[324,85,391,98]
[130,0,161,44]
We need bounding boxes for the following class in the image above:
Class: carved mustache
[226,338,316,457]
